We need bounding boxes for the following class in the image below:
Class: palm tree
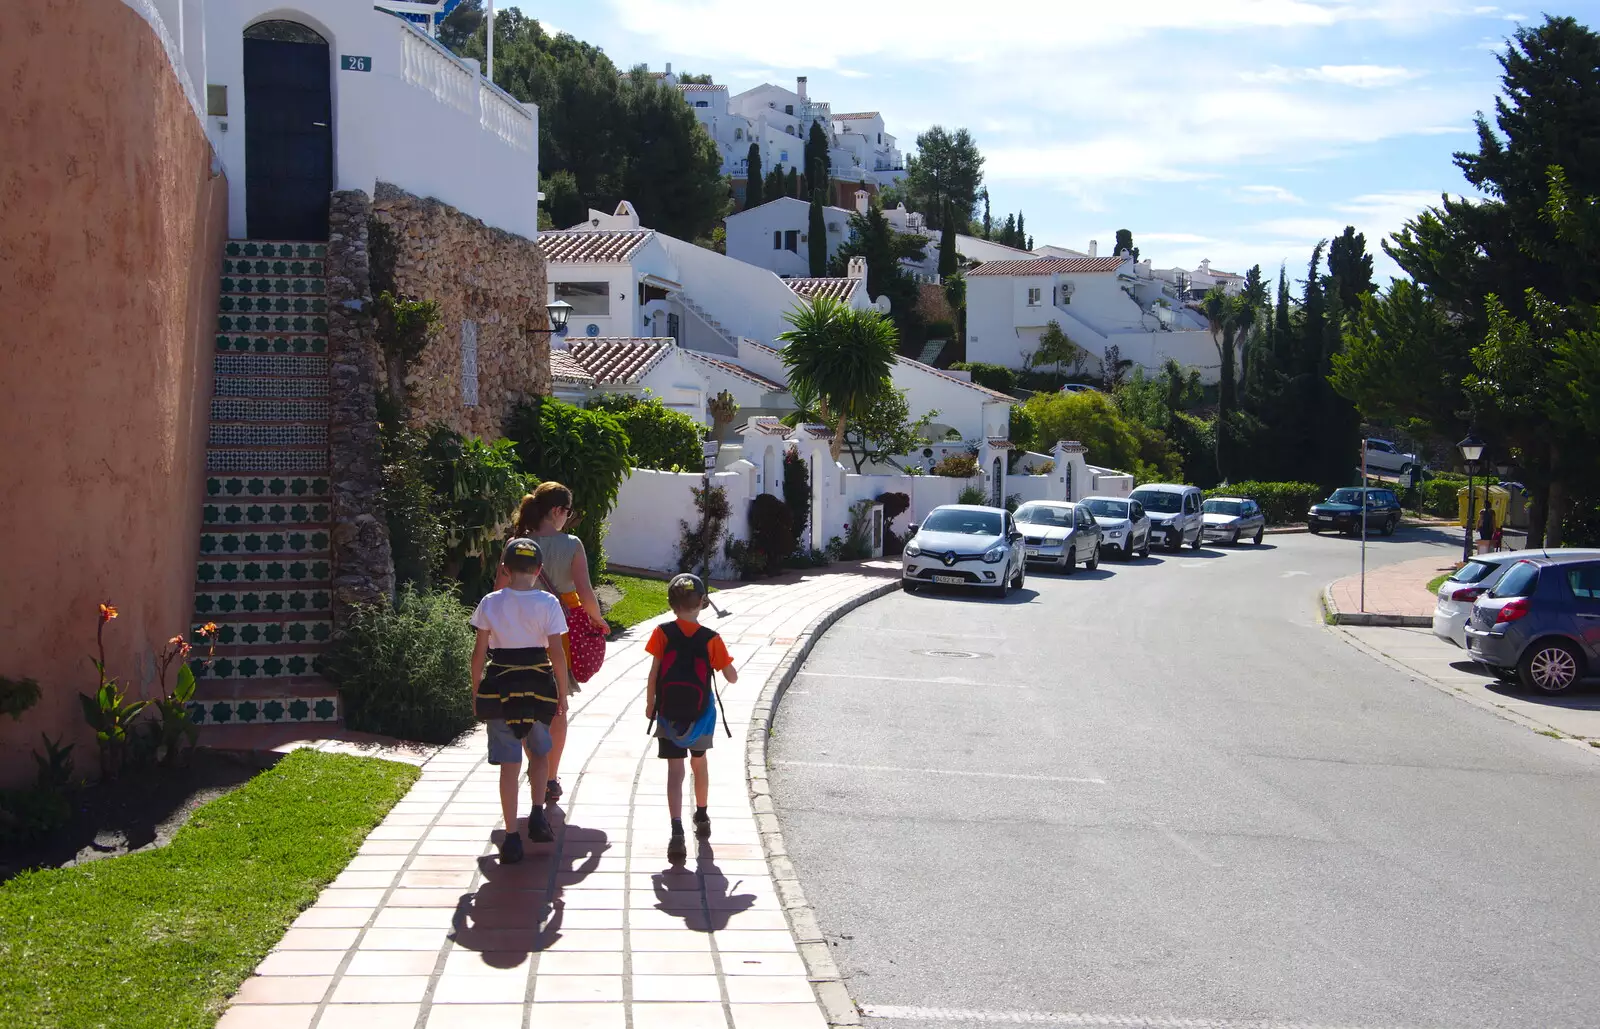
[1201,287,1258,480]
[777,297,899,459]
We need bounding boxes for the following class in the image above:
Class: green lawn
[0,749,418,1029]
[602,572,672,632]
[1427,571,1456,595]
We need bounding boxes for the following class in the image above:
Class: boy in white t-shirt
[470,537,571,864]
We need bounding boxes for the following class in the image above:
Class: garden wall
[0,0,228,786]
[372,182,552,438]
[606,468,756,577]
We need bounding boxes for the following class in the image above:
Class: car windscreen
[1328,489,1364,505]
[1131,490,1182,513]
[1015,504,1073,527]
[1083,499,1128,519]
[920,509,1002,536]
[1450,559,1500,586]
[1203,500,1242,515]
[1490,560,1540,598]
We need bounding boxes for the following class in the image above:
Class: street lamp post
[1458,432,1485,562]
[531,300,573,344]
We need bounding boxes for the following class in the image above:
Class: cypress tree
[744,143,763,210]
[1016,212,1026,249]
[982,191,992,239]
[938,198,959,278]
[808,189,828,276]
[786,167,799,199]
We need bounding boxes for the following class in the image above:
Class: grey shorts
[486,719,552,765]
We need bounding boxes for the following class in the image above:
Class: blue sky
[533,1,1597,284]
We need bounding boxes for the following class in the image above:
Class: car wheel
[1253,527,1264,545]
[1519,640,1583,694]
[1229,530,1240,545]
[1309,525,1322,534]
[902,578,920,593]
[1191,530,1203,550]
[994,562,1011,598]
[1087,544,1099,571]
[1062,548,1077,574]
[1139,534,1150,558]
[1013,560,1025,589]
[1382,516,1398,536]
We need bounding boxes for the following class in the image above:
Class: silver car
[1433,548,1600,647]
[1081,495,1151,559]
[1015,501,1102,573]
[902,504,1027,597]
[1201,496,1267,545]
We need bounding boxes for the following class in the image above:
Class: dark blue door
[244,22,332,240]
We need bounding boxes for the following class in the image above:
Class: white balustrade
[479,82,535,152]
[401,27,474,114]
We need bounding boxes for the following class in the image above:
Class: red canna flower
[99,603,118,623]
[199,622,219,637]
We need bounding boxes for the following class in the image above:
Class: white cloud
[837,69,871,79]
[1306,64,1422,88]
[1239,185,1305,204]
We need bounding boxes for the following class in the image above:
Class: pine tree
[1327,226,1375,310]
[744,143,763,210]
[1272,266,1291,366]
[1000,213,1016,248]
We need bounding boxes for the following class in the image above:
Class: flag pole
[485,0,495,82]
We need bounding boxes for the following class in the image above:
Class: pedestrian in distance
[504,482,609,807]
[1477,504,1497,554]
[472,538,572,865]
[644,573,737,864]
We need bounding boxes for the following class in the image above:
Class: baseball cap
[502,537,543,573]
[667,572,708,609]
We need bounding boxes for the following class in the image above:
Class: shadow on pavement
[645,839,756,933]
[1485,678,1600,708]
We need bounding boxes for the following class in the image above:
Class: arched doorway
[991,457,1003,506]
[244,21,333,240]
[762,446,777,497]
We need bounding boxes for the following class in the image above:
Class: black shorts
[658,739,707,759]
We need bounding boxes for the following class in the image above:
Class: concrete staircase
[187,240,340,731]
[674,291,740,352]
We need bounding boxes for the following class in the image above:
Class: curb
[745,578,899,1028]
[1320,581,1433,627]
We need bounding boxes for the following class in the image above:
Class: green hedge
[1204,481,1323,525]
[1414,478,1463,518]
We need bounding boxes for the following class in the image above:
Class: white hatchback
[1433,548,1600,647]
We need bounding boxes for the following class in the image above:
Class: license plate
[933,574,963,585]
[1026,548,1041,557]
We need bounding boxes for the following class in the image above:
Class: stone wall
[326,190,395,620]
[372,182,552,439]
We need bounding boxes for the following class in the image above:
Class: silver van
[1128,483,1204,551]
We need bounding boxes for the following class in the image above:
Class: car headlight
[904,542,921,557]
[1106,527,1124,537]
[983,544,1007,563]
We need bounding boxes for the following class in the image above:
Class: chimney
[848,256,867,280]
[797,75,808,99]
[1088,240,1098,258]
[665,62,672,75]
[855,190,869,215]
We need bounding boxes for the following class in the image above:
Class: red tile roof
[566,338,673,385]
[895,355,1016,403]
[684,351,788,393]
[539,230,654,264]
[966,257,1124,277]
[798,424,835,439]
[676,83,725,92]
[785,277,862,303]
[738,416,791,436]
[549,349,596,386]
[834,112,880,120]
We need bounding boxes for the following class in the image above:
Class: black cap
[502,537,543,573]
[667,572,708,609]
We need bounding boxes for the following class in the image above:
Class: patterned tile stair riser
[221,257,325,278]
[199,529,330,557]
[184,695,340,727]
[203,502,332,527]
[189,651,326,682]
[212,375,329,398]
[216,334,329,355]
[216,314,329,335]
[206,450,329,474]
[200,619,333,648]
[210,397,331,423]
[209,424,328,448]
[205,476,330,501]
[219,276,328,297]
[217,294,329,316]
[224,241,328,260]
[214,354,329,378]
[193,588,332,618]
[195,558,331,585]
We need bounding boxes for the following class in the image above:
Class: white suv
[1128,484,1204,551]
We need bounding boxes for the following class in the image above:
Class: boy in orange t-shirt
[645,573,737,863]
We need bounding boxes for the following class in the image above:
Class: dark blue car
[1465,557,1600,693]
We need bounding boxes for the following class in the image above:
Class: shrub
[506,398,634,579]
[1024,389,1181,483]
[957,485,987,505]
[677,483,730,576]
[723,538,766,581]
[325,587,476,744]
[747,494,794,576]
[949,362,1016,394]
[1204,481,1323,525]
[782,448,810,554]
[932,453,979,477]
[1416,478,1463,518]
[589,393,704,471]
[422,426,530,594]
[877,491,910,556]
[377,395,445,591]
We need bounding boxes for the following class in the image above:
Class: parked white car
[1081,495,1151,559]
[1015,501,1102,573]
[902,505,1027,597]
[1363,438,1423,476]
[1433,548,1600,647]
[1129,483,1204,551]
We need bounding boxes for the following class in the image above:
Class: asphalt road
[769,528,1600,1029]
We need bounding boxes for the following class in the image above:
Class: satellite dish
[874,296,891,314]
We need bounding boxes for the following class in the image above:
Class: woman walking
[506,482,608,804]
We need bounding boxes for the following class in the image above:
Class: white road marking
[796,671,1027,688]
[1281,570,1310,578]
[775,760,1105,785]
[861,1005,1422,1028]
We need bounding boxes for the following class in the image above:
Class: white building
[965,256,1220,382]
[723,196,858,278]
[1155,258,1246,298]
[829,111,906,189]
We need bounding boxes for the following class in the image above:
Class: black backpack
[658,622,713,730]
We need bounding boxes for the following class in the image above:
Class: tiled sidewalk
[1327,554,1456,623]
[218,564,897,1029]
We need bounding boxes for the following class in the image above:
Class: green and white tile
[194,587,332,617]
[222,257,326,278]
[224,241,329,260]
[199,619,332,647]
[202,501,331,526]
[218,276,327,296]
[186,694,338,725]
[214,354,328,378]
[216,313,329,335]
[191,652,327,681]
[199,529,330,557]
[213,375,328,398]
[195,558,331,585]
[210,397,330,422]
[218,294,329,316]
[215,334,328,355]
[206,475,330,500]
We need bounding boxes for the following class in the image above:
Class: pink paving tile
[425,1003,527,1029]
[562,890,629,909]
[256,950,346,976]
[372,907,456,929]
[723,975,817,1003]
[533,950,624,975]
[530,974,624,1002]
[548,907,627,930]
[358,927,452,950]
[420,840,493,856]
[366,825,428,840]
[629,1001,732,1029]
[630,974,722,1002]
[432,974,529,1003]
[291,907,370,929]
[523,1002,626,1028]
[717,952,808,976]
[346,855,410,872]
[329,975,430,1003]
[215,1004,318,1029]
[316,1003,422,1029]
[729,1002,828,1029]
[331,870,398,889]
[228,975,331,1004]
[399,869,477,889]
[628,907,710,932]
[441,950,531,976]
[628,929,713,951]
[358,839,416,855]
[276,927,362,951]
[537,928,624,950]
[713,909,791,931]
[317,888,389,908]
[344,950,440,976]
[387,888,471,907]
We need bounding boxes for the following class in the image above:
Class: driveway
[770,530,1600,1029]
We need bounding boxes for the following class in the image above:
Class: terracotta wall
[372,182,552,439]
[0,0,227,785]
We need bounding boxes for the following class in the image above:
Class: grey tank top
[530,533,581,594]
